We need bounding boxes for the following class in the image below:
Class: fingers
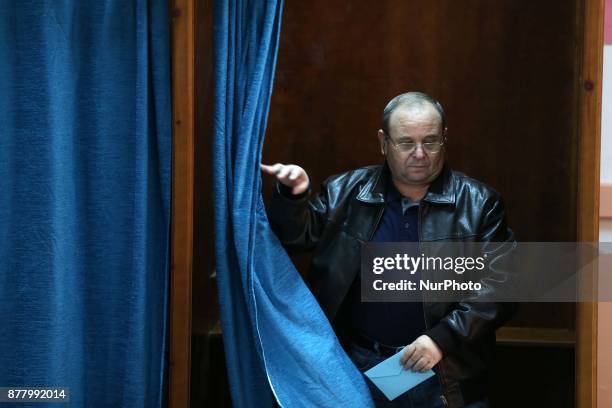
[277,165,292,179]
[400,341,439,372]
[402,352,430,372]
[288,167,301,181]
[400,344,415,365]
[261,163,308,191]
[260,163,292,180]
[404,354,420,371]
[421,360,435,372]
[412,356,430,372]
[292,179,309,195]
[260,163,291,182]
[260,163,282,175]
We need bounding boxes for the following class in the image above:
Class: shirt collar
[385,178,420,214]
[356,161,456,206]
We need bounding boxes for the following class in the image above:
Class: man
[261,92,515,408]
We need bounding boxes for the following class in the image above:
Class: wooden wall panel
[191,0,223,406]
[170,0,194,407]
[265,0,580,239]
[575,0,604,405]
[193,0,216,338]
[182,0,602,406]
[263,0,580,329]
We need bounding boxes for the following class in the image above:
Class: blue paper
[364,350,436,401]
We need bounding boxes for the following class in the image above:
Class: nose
[413,144,426,159]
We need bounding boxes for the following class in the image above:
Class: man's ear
[377,129,386,155]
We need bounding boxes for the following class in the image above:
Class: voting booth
[169,1,603,407]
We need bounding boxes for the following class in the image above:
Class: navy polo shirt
[343,179,426,346]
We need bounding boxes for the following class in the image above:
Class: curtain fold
[213,1,374,406]
[0,1,171,407]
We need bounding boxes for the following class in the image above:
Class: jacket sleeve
[267,180,331,251]
[425,193,518,356]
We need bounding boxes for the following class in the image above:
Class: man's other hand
[399,335,443,372]
[261,163,310,195]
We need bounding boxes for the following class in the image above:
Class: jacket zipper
[367,200,452,405]
[367,204,385,241]
[419,202,451,407]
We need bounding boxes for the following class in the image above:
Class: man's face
[377,106,446,187]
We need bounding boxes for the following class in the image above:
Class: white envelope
[364,349,435,401]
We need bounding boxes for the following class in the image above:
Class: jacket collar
[356,161,455,205]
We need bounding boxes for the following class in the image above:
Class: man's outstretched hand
[399,335,443,373]
[260,163,310,195]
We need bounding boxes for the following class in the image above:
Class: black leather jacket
[268,162,516,408]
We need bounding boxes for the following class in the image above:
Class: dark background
[192,1,581,406]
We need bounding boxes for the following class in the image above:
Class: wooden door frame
[169,0,194,407]
[576,0,604,407]
[166,1,604,407]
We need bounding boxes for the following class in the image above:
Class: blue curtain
[0,2,171,407]
[213,1,373,406]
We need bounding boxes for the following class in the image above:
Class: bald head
[381,92,446,136]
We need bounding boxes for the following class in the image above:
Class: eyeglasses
[384,134,446,154]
